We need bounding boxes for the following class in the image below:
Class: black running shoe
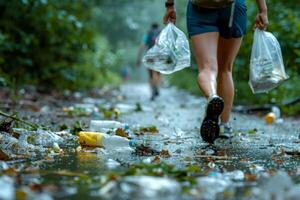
[200,95,224,143]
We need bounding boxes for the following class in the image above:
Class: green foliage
[0,0,121,91]
[169,69,200,96]
[71,121,83,135]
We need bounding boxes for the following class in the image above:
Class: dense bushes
[0,0,121,91]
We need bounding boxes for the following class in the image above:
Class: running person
[137,23,162,101]
[163,0,268,143]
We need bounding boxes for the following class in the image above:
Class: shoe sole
[200,97,224,143]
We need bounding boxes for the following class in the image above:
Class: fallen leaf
[160,149,171,158]
[244,173,257,181]
[115,128,129,138]
[135,103,142,112]
[248,128,258,135]
[0,119,13,133]
[134,145,160,156]
[151,155,161,163]
[0,149,10,160]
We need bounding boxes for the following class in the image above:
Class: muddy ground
[1,83,300,200]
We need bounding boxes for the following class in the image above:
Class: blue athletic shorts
[186,0,247,38]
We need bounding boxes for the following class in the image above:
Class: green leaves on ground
[99,107,120,119]
[134,125,159,135]
[71,121,84,135]
[99,162,202,192]
[66,107,90,117]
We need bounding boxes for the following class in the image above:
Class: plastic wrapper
[249,29,288,93]
[142,23,190,74]
[0,132,39,159]
[98,176,181,200]
[78,131,105,147]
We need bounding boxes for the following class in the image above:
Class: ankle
[207,94,219,101]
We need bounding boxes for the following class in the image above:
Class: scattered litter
[63,106,91,117]
[115,103,136,113]
[134,145,160,156]
[52,143,62,153]
[174,127,184,138]
[0,128,76,160]
[264,112,276,124]
[249,164,265,174]
[157,116,170,126]
[102,135,131,149]
[78,131,105,147]
[0,161,9,170]
[223,170,245,181]
[151,155,161,163]
[99,107,120,119]
[0,132,40,160]
[196,176,231,200]
[106,159,121,169]
[159,149,171,158]
[260,171,300,200]
[89,120,129,132]
[208,161,216,169]
[98,176,182,200]
[0,175,15,200]
[134,125,158,135]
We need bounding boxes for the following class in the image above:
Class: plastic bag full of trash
[249,28,288,93]
[142,23,190,74]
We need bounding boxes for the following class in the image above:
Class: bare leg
[191,32,219,98]
[148,69,160,100]
[152,71,161,88]
[217,37,243,123]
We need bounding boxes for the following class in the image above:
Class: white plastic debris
[196,176,231,200]
[98,176,181,200]
[262,171,293,200]
[115,103,136,113]
[0,132,39,158]
[0,175,15,200]
[74,103,97,114]
[89,120,129,132]
[223,170,245,181]
[0,161,9,170]
[105,159,121,169]
[12,128,64,147]
[52,143,61,153]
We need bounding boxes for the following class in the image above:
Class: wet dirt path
[1,83,300,200]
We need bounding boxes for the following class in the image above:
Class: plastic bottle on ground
[102,135,131,150]
[89,120,129,132]
[78,131,108,147]
[78,130,139,150]
[129,139,147,147]
[264,112,276,124]
[271,106,281,118]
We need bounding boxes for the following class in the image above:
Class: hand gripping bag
[249,29,288,93]
[142,23,190,74]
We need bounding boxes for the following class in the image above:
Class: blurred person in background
[137,23,162,101]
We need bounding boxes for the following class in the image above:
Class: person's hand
[254,11,269,30]
[163,7,176,24]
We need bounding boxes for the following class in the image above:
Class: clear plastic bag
[249,29,288,93]
[142,23,190,74]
